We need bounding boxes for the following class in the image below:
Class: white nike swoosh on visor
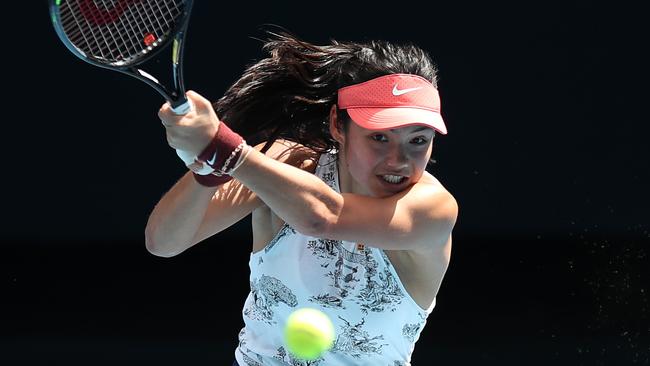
[392,85,423,96]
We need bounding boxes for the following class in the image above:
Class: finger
[158,101,170,117]
[185,90,214,114]
[158,103,171,126]
[159,102,184,127]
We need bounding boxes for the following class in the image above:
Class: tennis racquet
[49,0,207,171]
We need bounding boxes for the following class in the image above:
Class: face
[330,109,435,197]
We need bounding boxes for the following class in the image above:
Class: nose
[384,145,409,171]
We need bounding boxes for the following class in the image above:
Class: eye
[372,134,429,145]
[371,134,388,142]
[411,136,429,145]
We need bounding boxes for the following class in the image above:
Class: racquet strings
[57,0,187,66]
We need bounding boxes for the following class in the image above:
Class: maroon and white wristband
[190,123,251,187]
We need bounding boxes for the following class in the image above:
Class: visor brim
[346,107,447,135]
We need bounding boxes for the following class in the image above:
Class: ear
[329,104,345,144]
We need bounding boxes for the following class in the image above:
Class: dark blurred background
[3,0,648,365]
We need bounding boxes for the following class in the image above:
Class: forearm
[231,148,342,235]
[145,171,217,257]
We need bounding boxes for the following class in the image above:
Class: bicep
[322,185,458,251]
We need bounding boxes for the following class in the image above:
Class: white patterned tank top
[235,150,435,366]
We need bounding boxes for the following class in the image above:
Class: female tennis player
[146,30,458,366]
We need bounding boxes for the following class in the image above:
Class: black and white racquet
[49,0,201,166]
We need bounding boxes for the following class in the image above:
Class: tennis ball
[284,307,335,360]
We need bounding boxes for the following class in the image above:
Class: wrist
[189,122,249,187]
[196,123,244,171]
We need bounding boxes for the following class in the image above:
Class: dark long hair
[213,28,439,156]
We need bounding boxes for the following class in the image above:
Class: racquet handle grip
[169,98,215,175]
[170,99,193,115]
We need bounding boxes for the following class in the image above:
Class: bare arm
[148,91,324,257]
[231,148,339,236]
[144,141,316,258]
[144,171,262,257]
[144,174,214,257]
[231,150,458,251]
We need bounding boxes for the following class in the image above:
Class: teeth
[382,175,405,184]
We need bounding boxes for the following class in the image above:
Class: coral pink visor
[337,74,447,135]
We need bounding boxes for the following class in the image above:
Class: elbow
[300,218,328,237]
[144,226,179,258]
[301,209,336,238]
[302,196,342,238]
[145,234,170,258]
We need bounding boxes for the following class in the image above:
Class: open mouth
[379,174,407,185]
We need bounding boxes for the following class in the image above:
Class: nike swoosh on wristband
[392,85,423,96]
[207,151,218,166]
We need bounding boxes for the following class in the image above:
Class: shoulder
[417,172,458,210]
[321,170,457,252]
[402,172,458,248]
[423,171,458,214]
[252,139,320,174]
[403,171,457,212]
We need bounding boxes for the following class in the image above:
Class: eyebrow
[389,126,431,133]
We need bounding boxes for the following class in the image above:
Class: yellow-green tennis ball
[284,307,335,360]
